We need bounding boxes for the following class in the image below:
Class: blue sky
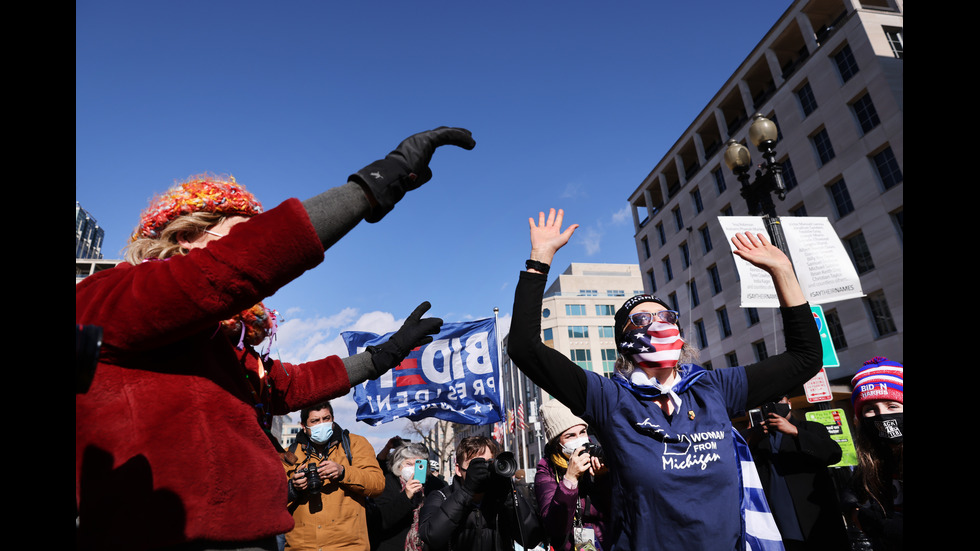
[77,0,792,451]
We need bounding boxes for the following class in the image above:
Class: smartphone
[414,459,428,483]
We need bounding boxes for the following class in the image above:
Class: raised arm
[507,209,590,412]
[731,232,822,407]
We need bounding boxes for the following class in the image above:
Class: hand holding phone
[414,459,428,483]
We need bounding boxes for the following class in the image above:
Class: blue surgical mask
[309,423,334,444]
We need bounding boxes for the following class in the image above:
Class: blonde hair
[124,211,227,265]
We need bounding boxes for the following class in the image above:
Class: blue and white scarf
[733,428,785,551]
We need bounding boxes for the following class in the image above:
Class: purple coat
[533,458,609,551]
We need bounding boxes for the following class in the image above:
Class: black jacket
[368,468,446,551]
[418,476,543,551]
[749,416,849,550]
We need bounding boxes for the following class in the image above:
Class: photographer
[534,400,610,551]
[418,436,543,551]
[283,401,384,550]
[747,395,848,551]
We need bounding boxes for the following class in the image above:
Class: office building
[626,0,902,386]
[76,201,106,260]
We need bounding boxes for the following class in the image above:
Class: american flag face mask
[618,321,684,370]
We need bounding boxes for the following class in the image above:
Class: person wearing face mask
[534,400,610,551]
[366,442,446,551]
[507,209,823,551]
[842,358,903,551]
[283,401,385,550]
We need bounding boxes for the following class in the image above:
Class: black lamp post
[723,113,789,253]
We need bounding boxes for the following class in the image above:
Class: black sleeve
[789,418,843,466]
[744,303,822,408]
[507,271,588,412]
[370,473,415,532]
[418,487,474,551]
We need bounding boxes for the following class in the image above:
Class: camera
[581,442,604,461]
[492,451,518,479]
[303,461,323,493]
[748,401,791,427]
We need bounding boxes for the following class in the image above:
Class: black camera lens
[492,451,518,478]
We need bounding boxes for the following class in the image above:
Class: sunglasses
[628,310,680,327]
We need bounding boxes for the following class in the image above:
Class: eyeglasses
[628,310,680,327]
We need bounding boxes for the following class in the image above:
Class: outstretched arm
[733,233,822,407]
[508,209,589,412]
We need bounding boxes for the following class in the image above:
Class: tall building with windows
[500,263,643,469]
[76,201,106,260]
[627,0,902,384]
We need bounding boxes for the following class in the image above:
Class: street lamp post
[723,114,789,253]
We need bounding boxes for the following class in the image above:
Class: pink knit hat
[850,357,903,413]
[132,174,262,240]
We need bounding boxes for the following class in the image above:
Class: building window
[680,242,691,270]
[598,326,615,339]
[753,340,769,362]
[663,257,674,282]
[709,265,722,295]
[713,167,727,195]
[781,157,798,191]
[607,290,625,297]
[700,225,713,254]
[641,236,650,259]
[542,308,551,318]
[726,352,739,368]
[596,304,616,316]
[578,289,598,296]
[825,309,847,350]
[796,82,818,117]
[829,178,855,218]
[668,292,679,312]
[865,291,898,337]
[656,222,666,245]
[691,188,704,213]
[542,328,554,341]
[790,203,807,216]
[884,27,903,59]
[568,326,589,339]
[566,304,587,316]
[833,44,859,83]
[601,349,617,376]
[695,319,708,348]
[647,269,657,293]
[721,205,734,217]
[811,128,836,166]
[688,279,700,308]
[872,146,903,190]
[672,206,684,232]
[570,349,592,370]
[845,232,875,274]
[746,307,760,326]
[851,93,881,135]
[717,307,732,339]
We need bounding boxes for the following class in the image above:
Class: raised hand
[731,232,792,274]
[529,208,578,268]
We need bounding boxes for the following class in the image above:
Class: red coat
[76,199,352,550]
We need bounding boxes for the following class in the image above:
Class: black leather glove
[462,458,493,495]
[350,127,476,222]
[367,302,443,377]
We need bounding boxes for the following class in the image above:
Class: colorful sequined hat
[132,174,263,240]
[851,357,903,412]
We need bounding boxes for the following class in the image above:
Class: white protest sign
[779,217,865,305]
[717,216,780,308]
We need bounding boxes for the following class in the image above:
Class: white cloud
[560,181,588,199]
[578,226,602,255]
[611,205,631,225]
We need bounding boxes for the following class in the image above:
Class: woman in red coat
[75,128,474,551]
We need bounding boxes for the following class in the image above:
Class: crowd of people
[76,127,901,551]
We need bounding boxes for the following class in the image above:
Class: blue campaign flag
[342,318,502,427]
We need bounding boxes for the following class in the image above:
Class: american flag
[507,408,515,433]
[517,403,527,431]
